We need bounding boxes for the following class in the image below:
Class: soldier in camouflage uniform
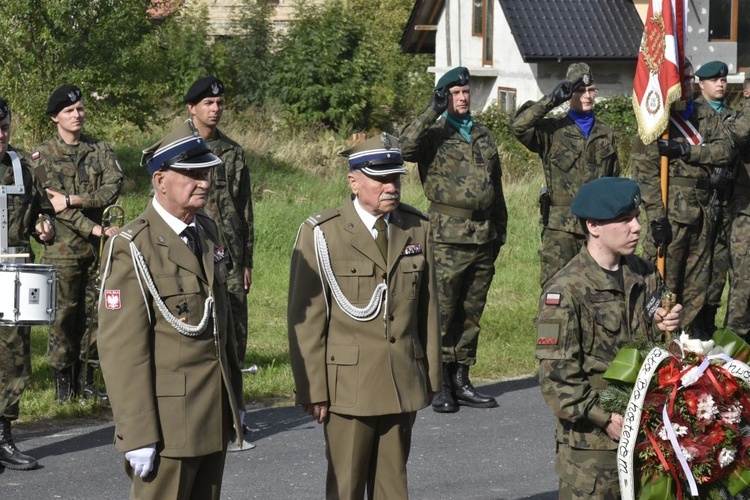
[693,61,736,335]
[536,177,681,498]
[725,70,750,337]
[32,85,123,403]
[399,67,507,413]
[630,60,733,338]
[511,63,620,287]
[0,98,55,470]
[184,76,255,452]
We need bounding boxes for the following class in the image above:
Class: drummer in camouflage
[536,177,681,498]
[0,97,55,470]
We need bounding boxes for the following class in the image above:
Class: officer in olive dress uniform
[287,133,441,500]
[536,177,682,498]
[399,66,507,413]
[511,63,621,287]
[0,98,55,470]
[97,121,244,500]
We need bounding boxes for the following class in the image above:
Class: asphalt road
[0,376,558,499]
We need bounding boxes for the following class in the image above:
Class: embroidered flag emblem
[105,290,121,310]
[545,293,561,306]
[32,151,40,161]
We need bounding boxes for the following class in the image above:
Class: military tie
[182,225,202,262]
[374,217,388,260]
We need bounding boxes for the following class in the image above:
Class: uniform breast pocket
[154,274,204,325]
[400,255,426,300]
[583,300,621,361]
[549,140,580,173]
[331,260,375,303]
[52,162,77,190]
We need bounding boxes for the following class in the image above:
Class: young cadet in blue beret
[535,177,682,498]
[399,66,507,413]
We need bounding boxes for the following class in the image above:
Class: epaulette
[304,208,340,228]
[398,203,428,220]
[117,218,149,242]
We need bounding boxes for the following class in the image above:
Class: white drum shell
[0,264,57,325]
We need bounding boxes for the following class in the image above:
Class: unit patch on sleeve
[104,290,121,310]
[544,292,562,306]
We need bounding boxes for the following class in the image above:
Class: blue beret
[183,77,225,104]
[141,121,221,175]
[0,98,8,121]
[572,178,641,221]
[695,61,728,80]
[338,133,405,177]
[46,85,83,116]
[435,67,470,92]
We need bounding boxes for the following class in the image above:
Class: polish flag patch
[545,293,561,306]
[105,290,122,310]
[32,151,40,161]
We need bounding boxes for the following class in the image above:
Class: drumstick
[0,253,31,259]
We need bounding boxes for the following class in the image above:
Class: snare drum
[0,263,57,325]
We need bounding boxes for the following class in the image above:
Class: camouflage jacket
[32,134,123,259]
[203,128,254,270]
[724,97,750,216]
[511,95,620,235]
[631,100,733,224]
[1,147,55,258]
[535,245,664,450]
[398,108,507,245]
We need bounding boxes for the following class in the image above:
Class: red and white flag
[632,0,687,145]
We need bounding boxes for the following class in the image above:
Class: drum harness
[100,231,214,338]
[312,225,387,322]
[1,151,42,262]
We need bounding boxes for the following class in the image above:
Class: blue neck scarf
[677,99,694,120]
[707,99,725,115]
[568,110,595,138]
[443,112,474,142]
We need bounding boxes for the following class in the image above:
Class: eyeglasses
[574,88,598,96]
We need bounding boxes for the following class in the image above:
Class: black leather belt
[429,202,490,221]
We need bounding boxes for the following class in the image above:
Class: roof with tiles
[500,0,643,62]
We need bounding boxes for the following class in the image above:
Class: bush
[594,94,638,174]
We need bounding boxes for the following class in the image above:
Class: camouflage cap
[0,98,8,121]
[141,120,221,175]
[572,177,641,221]
[46,84,83,116]
[566,63,594,85]
[183,76,225,104]
[695,60,729,80]
[338,133,406,177]
[435,67,470,92]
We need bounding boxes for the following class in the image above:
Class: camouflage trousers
[642,216,713,331]
[728,213,750,335]
[703,203,731,331]
[0,326,31,419]
[556,442,619,499]
[44,257,99,371]
[433,241,495,365]
[226,265,249,367]
[539,228,585,287]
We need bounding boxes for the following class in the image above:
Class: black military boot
[451,364,498,408]
[432,363,458,413]
[55,367,74,404]
[0,416,38,470]
[80,363,108,402]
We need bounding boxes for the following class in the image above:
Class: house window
[472,1,483,36]
[709,0,736,40]
[498,87,516,113]
[472,0,494,64]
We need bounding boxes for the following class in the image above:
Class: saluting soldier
[0,98,55,470]
[511,62,620,287]
[536,177,682,498]
[97,121,244,499]
[32,84,123,402]
[399,66,507,413]
[287,133,441,499]
[631,60,733,338]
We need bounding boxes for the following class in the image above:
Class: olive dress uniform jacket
[287,199,441,416]
[97,201,244,457]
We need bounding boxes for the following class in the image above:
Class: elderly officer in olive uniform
[693,61,736,335]
[32,84,123,402]
[287,133,441,499]
[184,77,254,369]
[631,60,733,338]
[399,66,507,413]
[511,62,620,287]
[725,69,750,337]
[97,121,244,499]
[0,98,55,470]
[536,177,682,498]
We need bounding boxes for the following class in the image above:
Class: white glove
[125,444,156,478]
